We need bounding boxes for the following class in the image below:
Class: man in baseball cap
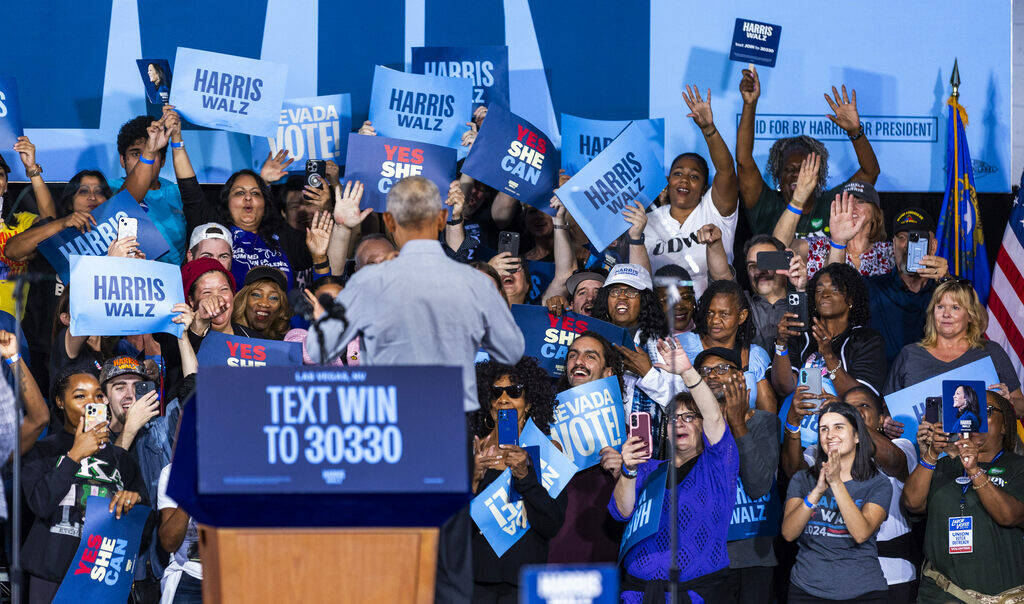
[866,206,948,363]
[561,269,607,316]
[185,222,233,271]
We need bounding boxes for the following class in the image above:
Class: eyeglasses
[607,286,640,299]
[699,363,738,377]
[674,412,702,424]
[490,384,525,399]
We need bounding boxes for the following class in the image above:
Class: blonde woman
[884,278,1023,415]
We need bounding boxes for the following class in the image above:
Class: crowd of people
[0,63,1021,604]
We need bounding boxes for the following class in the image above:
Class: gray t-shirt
[786,469,892,599]
[727,410,781,569]
[883,341,1021,395]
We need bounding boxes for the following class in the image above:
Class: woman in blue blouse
[611,338,739,603]
[677,279,777,412]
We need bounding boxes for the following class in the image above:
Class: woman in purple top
[610,338,739,603]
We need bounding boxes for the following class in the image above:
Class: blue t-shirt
[229,227,293,290]
[109,176,185,265]
[676,332,769,409]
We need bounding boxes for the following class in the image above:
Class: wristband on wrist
[848,126,864,141]
[786,204,803,216]
[972,477,993,491]
[621,464,638,479]
[446,216,464,226]
[627,233,645,245]
[552,224,569,230]
[138,156,155,165]
[702,126,718,138]
[4,353,20,366]
[968,469,986,482]
[170,141,184,149]
[803,496,815,510]
[785,421,800,434]
[829,239,847,250]
[917,457,936,470]
[683,376,703,390]
[775,343,788,357]
[313,260,330,270]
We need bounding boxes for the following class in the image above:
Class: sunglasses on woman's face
[491,384,525,400]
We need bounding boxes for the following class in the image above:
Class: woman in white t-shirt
[644,86,739,298]
[157,464,202,603]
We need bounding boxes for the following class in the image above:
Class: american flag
[985,170,1024,443]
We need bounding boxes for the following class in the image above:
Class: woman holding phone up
[469,357,565,602]
[611,338,739,602]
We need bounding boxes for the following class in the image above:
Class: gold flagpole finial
[950,59,960,99]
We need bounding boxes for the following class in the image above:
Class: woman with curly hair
[736,65,879,238]
[183,168,334,291]
[231,266,292,340]
[677,279,777,412]
[469,356,565,602]
[884,278,1024,414]
[772,263,887,404]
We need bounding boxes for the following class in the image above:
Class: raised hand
[305,210,334,258]
[123,390,160,437]
[916,254,948,281]
[620,436,648,472]
[0,330,19,359]
[161,105,183,141]
[828,191,864,244]
[544,295,567,317]
[107,236,139,258]
[259,150,294,183]
[549,195,568,224]
[69,417,109,463]
[445,180,465,219]
[682,85,715,132]
[488,251,521,276]
[622,200,648,239]
[695,223,722,245]
[357,120,377,136]
[653,337,694,374]
[144,120,170,155]
[824,85,861,134]
[303,180,331,207]
[722,374,750,424]
[956,436,980,473]
[195,294,229,331]
[13,136,37,171]
[332,181,371,229]
[780,249,808,291]
[460,121,479,149]
[739,66,761,104]
[170,302,194,334]
[472,105,488,126]
[791,152,820,207]
[304,288,327,321]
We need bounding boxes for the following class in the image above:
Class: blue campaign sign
[0,75,24,178]
[197,329,301,367]
[509,304,632,378]
[411,46,509,110]
[37,190,171,283]
[520,564,619,604]
[554,121,666,252]
[251,94,352,172]
[727,478,781,541]
[136,59,172,104]
[942,380,988,435]
[69,256,185,338]
[560,114,665,176]
[470,468,527,556]
[461,104,559,212]
[552,376,627,469]
[729,18,782,68]
[52,496,150,604]
[520,419,578,498]
[368,65,474,150]
[884,357,999,451]
[342,133,457,213]
[196,365,468,494]
[619,461,668,562]
[170,47,288,137]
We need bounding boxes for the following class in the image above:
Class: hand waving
[791,152,820,207]
[824,85,861,134]
[305,210,334,258]
[653,337,693,374]
[682,85,715,132]
[332,181,371,229]
[828,191,864,244]
[259,150,294,183]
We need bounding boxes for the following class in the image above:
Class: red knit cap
[181,257,236,301]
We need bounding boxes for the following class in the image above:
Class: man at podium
[306,175,524,412]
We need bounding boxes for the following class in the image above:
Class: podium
[167,366,470,603]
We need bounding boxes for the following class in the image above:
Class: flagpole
[951,59,961,275]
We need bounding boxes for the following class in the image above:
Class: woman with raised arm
[737,66,880,238]
[611,338,738,602]
[781,401,892,602]
[644,86,739,299]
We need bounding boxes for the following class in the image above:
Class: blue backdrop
[1,0,1011,192]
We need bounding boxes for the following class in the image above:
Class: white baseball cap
[604,263,653,292]
[188,222,233,251]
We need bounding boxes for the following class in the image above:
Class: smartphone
[116,216,138,241]
[305,159,326,189]
[924,396,942,424]
[497,408,519,447]
[497,231,521,259]
[756,250,794,272]
[787,291,808,332]
[906,231,928,273]
[799,368,823,399]
[83,402,108,433]
[628,412,653,459]
[134,380,157,401]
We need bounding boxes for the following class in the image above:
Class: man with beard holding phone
[547,332,628,564]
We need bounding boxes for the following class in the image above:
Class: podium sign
[197,366,467,495]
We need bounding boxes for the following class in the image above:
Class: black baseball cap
[892,207,936,235]
[842,181,880,206]
[693,347,742,371]
[243,266,288,291]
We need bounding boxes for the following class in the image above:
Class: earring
[484,414,494,430]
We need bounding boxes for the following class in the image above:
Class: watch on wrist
[25,164,42,178]
[627,233,645,245]
[446,216,464,226]
[847,126,865,141]
[621,464,638,479]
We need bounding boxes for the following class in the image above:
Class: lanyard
[958,449,1003,514]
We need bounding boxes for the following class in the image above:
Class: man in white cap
[185,223,233,271]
